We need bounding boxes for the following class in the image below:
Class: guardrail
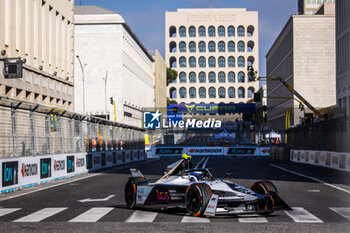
[0,149,146,193]
[290,149,350,172]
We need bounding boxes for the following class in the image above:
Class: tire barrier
[290,150,350,173]
[0,149,146,194]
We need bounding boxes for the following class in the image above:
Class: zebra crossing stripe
[0,208,21,217]
[13,208,67,222]
[238,215,268,223]
[284,207,323,223]
[69,207,114,222]
[125,210,158,222]
[181,215,210,222]
[329,207,350,221]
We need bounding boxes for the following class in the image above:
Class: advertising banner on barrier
[152,147,184,156]
[186,147,224,156]
[2,161,19,187]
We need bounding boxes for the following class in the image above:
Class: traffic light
[253,93,261,103]
[110,97,114,105]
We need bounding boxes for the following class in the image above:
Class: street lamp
[76,55,87,115]
[102,71,108,120]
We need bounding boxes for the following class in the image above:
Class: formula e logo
[143,110,161,129]
[156,190,170,200]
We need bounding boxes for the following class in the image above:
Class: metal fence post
[11,109,18,157]
[29,111,36,156]
[58,116,63,154]
[45,115,51,154]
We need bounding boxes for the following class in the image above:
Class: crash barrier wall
[290,149,350,173]
[270,146,290,162]
[0,97,145,159]
[0,149,146,193]
[151,146,270,157]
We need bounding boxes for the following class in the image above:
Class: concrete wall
[151,50,167,109]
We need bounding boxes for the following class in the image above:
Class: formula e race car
[124,156,291,217]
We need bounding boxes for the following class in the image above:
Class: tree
[167,97,178,106]
[167,67,177,85]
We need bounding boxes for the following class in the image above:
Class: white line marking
[69,207,113,222]
[238,215,268,223]
[329,207,350,221]
[0,208,21,217]
[78,194,115,203]
[202,157,210,169]
[284,207,323,223]
[125,210,158,222]
[14,208,67,222]
[194,157,205,169]
[181,215,210,222]
[270,164,350,195]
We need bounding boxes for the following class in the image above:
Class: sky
[75,0,297,76]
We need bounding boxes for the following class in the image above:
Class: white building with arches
[165,8,259,105]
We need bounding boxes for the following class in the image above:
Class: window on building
[209,72,216,83]
[189,87,196,98]
[179,72,186,83]
[198,26,206,37]
[189,57,196,68]
[228,56,235,67]
[238,56,245,67]
[228,26,235,37]
[208,26,215,37]
[238,41,245,52]
[238,87,245,98]
[189,26,196,37]
[189,72,196,83]
[209,41,215,52]
[179,57,187,67]
[209,87,216,98]
[218,87,226,98]
[169,41,176,53]
[238,72,245,83]
[228,41,235,52]
[189,41,196,52]
[228,72,235,83]
[208,56,216,67]
[179,42,186,52]
[218,56,225,67]
[169,26,176,37]
[218,41,225,52]
[199,87,206,98]
[248,87,255,98]
[218,72,225,83]
[179,87,187,98]
[169,57,176,68]
[238,26,245,37]
[247,25,254,37]
[228,87,235,98]
[199,57,206,68]
[170,87,177,98]
[199,72,206,83]
[179,26,186,37]
[218,26,225,37]
[199,41,206,52]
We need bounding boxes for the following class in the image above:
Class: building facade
[74,6,154,128]
[336,0,350,115]
[0,0,74,110]
[150,50,167,110]
[165,8,259,105]
[266,7,336,132]
[298,0,335,15]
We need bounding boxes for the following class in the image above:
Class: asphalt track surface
[0,156,350,233]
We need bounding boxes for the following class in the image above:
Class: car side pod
[204,194,219,217]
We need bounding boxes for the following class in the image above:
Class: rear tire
[185,183,212,217]
[251,181,278,215]
[124,178,138,209]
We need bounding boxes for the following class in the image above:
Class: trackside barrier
[0,149,146,194]
[151,146,270,157]
[290,149,350,173]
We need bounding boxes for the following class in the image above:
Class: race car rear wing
[130,168,144,178]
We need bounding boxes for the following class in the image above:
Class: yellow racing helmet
[182,153,191,160]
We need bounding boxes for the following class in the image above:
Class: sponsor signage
[227,148,256,155]
[54,160,65,172]
[101,153,106,166]
[155,148,183,155]
[40,158,52,179]
[168,103,255,114]
[76,158,85,168]
[67,156,75,173]
[2,161,18,187]
[188,148,223,155]
[93,156,101,165]
[21,163,38,177]
[86,154,93,169]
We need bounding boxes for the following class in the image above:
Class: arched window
[198,26,206,37]
[218,87,226,98]
[218,41,225,52]
[169,57,176,68]
[208,41,215,52]
[238,56,245,67]
[179,57,186,68]
[169,41,176,53]
[209,72,216,83]
[228,87,235,98]
[179,87,187,98]
[199,87,206,98]
[199,72,206,83]
[208,56,216,68]
[247,25,254,37]
[238,72,245,83]
[199,41,206,52]
[218,26,225,37]
[228,26,235,37]
[208,26,215,37]
[179,26,186,37]
[189,26,196,37]
[189,57,196,68]
[179,72,186,83]
[238,26,245,37]
[170,87,177,98]
[179,42,186,52]
[218,56,225,67]
[228,41,235,52]
[248,87,255,98]
[228,72,235,83]
[199,57,206,68]
[238,41,245,52]
[228,56,235,67]
[189,87,196,98]
[169,26,176,37]
[189,41,196,52]
[238,87,245,98]
[247,41,254,52]
[189,72,196,83]
[209,87,216,98]
[218,72,225,83]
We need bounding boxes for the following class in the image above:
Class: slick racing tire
[185,183,212,217]
[251,181,278,215]
[124,177,140,209]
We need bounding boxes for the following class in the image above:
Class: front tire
[185,183,212,217]
[124,178,137,209]
[251,181,278,215]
